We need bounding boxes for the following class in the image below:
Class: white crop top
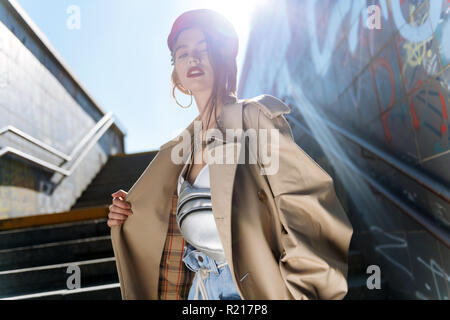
[177,151,226,262]
[177,161,209,193]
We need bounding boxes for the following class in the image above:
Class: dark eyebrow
[174,39,206,55]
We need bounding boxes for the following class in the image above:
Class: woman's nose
[188,52,201,64]
[189,57,199,65]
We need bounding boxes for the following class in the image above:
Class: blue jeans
[182,243,242,300]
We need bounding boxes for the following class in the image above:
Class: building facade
[0,0,125,218]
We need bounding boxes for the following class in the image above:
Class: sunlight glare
[197,0,267,47]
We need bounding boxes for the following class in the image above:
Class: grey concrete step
[0,253,370,299]
[0,219,369,299]
[0,218,109,250]
[0,235,113,271]
[72,152,156,210]
[7,272,383,300]
[3,283,121,300]
[0,257,118,298]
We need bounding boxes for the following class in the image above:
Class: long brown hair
[170,28,238,181]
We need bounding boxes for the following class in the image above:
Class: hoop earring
[172,84,193,108]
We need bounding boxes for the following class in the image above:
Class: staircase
[0,222,386,300]
[0,218,119,299]
[0,151,157,300]
[0,151,385,300]
[71,151,158,210]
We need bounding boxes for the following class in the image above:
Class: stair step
[0,152,161,300]
[87,173,142,184]
[71,183,138,208]
[78,179,136,189]
[0,257,118,298]
[3,282,121,300]
[72,200,111,209]
[0,219,109,250]
[71,152,156,210]
[0,235,113,271]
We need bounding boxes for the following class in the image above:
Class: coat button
[198,255,204,262]
[257,189,267,201]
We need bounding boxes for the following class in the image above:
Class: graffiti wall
[238,0,449,299]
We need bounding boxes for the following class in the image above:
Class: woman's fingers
[107,189,132,228]
[111,189,128,199]
[111,189,131,211]
[107,189,133,227]
[109,203,133,215]
[108,212,129,220]
[107,219,123,227]
[112,198,132,210]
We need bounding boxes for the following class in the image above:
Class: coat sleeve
[243,95,354,300]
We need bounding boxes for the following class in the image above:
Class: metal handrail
[287,115,450,248]
[0,112,114,161]
[288,109,450,203]
[0,115,115,176]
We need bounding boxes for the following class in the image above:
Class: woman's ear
[172,68,179,83]
[171,69,187,95]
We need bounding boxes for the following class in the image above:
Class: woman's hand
[107,189,133,227]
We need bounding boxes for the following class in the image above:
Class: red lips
[187,66,204,77]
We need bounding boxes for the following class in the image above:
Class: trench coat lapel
[204,101,244,285]
[117,119,199,299]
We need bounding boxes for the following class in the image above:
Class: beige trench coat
[110,94,353,300]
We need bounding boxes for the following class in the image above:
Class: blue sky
[16,0,265,153]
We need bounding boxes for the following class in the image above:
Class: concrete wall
[238,0,449,300]
[0,0,125,218]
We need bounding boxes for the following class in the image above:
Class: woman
[108,9,353,300]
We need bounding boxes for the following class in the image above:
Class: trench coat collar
[158,94,241,151]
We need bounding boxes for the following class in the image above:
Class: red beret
[168,9,238,60]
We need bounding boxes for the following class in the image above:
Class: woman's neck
[195,93,236,130]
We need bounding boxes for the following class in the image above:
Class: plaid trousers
[157,194,195,299]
